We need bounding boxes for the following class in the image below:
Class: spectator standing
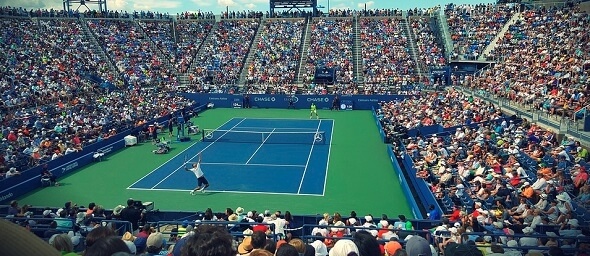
[120,199,143,232]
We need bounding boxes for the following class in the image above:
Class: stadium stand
[187,19,260,93]
[360,17,418,94]
[1,1,590,255]
[243,18,305,94]
[303,18,354,94]
[446,3,515,60]
[466,4,589,121]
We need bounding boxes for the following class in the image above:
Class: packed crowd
[173,21,214,73]
[222,10,264,19]
[176,11,216,20]
[303,18,354,94]
[0,17,116,109]
[0,6,74,17]
[464,4,590,120]
[243,19,305,94]
[139,19,215,75]
[390,88,590,253]
[360,18,418,94]
[6,197,587,256]
[270,10,315,18]
[446,3,515,60]
[376,90,502,143]
[410,17,446,69]
[138,20,176,63]
[187,20,259,93]
[0,88,193,179]
[0,12,194,179]
[87,19,178,88]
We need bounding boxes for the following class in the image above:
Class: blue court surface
[128,118,333,196]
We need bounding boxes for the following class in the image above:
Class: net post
[202,129,205,141]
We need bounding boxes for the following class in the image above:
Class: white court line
[322,120,335,196]
[297,119,322,194]
[126,118,235,189]
[234,117,335,121]
[201,162,306,167]
[245,128,275,164]
[127,187,324,197]
[149,118,247,189]
[233,126,321,131]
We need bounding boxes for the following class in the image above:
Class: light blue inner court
[128,118,333,196]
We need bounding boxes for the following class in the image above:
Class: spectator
[328,240,359,256]
[84,236,132,256]
[181,225,235,256]
[145,232,166,255]
[48,234,77,256]
[120,199,143,231]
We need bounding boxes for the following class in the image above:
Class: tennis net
[201,129,326,144]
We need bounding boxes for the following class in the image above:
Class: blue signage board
[180,93,408,110]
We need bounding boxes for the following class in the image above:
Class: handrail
[154,221,278,240]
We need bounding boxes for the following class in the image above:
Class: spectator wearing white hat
[235,207,245,222]
[554,194,573,225]
[535,194,548,210]
[328,240,358,256]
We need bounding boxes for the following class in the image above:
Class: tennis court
[19,109,412,217]
[128,118,333,196]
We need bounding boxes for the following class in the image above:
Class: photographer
[120,199,144,232]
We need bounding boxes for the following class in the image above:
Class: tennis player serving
[310,103,319,119]
[185,153,210,195]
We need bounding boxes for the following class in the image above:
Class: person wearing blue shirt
[428,205,441,220]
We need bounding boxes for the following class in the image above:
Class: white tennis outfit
[190,163,204,178]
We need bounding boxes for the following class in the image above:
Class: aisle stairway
[134,20,177,77]
[179,21,219,86]
[295,17,313,88]
[401,18,427,78]
[79,18,120,78]
[352,16,364,87]
[478,12,521,61]
[237,18,267,88]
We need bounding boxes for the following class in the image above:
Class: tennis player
[310,103,319,119]
[185,153,210,195]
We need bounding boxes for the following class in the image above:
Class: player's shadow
[200,191,220,196]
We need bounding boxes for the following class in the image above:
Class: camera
[133,200,145,210]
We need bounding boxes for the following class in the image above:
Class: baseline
[126,187,324,197]
[126,118,235,189]
[148,118,246,189]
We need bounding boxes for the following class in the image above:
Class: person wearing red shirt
[471,202,482,218]
[7,131,17,142]
[72,135,81,146]
[252,216,269,234]
[446,205,461,222]
[574,168,588,194]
